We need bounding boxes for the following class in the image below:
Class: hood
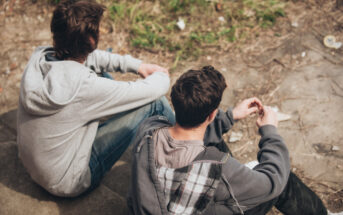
[20,46,88,116]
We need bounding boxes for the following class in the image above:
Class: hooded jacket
[127,109,290,214]
[17,46,170,197]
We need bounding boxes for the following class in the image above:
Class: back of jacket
[128,109,290,214]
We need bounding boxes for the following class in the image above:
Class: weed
[107,0,287,68]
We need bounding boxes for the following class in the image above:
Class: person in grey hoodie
[128,66,327,214]
[17,0,174,197]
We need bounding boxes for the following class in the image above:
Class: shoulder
[133,116,173,152]
[194,146,230,163]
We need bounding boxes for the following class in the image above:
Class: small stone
[176,18,185,30]
[221,68,227,72]
[332,145,340,151]
[291,21,299,28]
[292,167,297,172]
[229,131,243,143]
[5,67,10,75]
[207,56,212,61]
[301,52,306,57]
[218,16,225,23]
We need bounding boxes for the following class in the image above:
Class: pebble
[291,21,299,28]
[176,18,185,30]
[332,145,340,151]
[5,67,10,75]
[229,131,243,143]
[218,16,225,23]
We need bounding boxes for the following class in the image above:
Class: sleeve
[221,125,290,210]
[204,108,235,144]
[78,71,170,121]
[84,50,142,74]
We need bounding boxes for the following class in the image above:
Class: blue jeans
[87,96,175,191]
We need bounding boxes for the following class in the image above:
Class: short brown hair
[51,0,105,60]
[171,66,227,128]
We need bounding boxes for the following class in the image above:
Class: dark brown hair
[51,0,105,60]
[171,66,227,128]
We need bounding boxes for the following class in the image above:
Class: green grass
[107,0,287,68]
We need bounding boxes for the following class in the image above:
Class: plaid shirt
[157,162,222,215]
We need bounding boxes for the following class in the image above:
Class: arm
[85,50,142,74]
[204,97,262,147]
[221,125,290,210]
[222,106,290,210]
[79,71,170,121]
[204,108,235,144]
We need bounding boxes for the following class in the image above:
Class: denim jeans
[87,96,175,191]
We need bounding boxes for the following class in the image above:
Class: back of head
[171,66,227,128]
[51,0,105,60]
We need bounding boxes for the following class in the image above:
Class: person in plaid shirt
[127,66,327,214]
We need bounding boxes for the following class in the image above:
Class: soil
[0,0,342,214]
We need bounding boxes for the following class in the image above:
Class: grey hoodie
[128,109,291,214]
[17,46,170,197]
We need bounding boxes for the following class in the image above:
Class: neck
[169,123,207,141]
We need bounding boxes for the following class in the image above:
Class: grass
[106,0,287,67]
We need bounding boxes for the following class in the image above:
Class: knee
[153,96,175,124]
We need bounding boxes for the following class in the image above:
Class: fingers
[246,106,259,115]
[246,97,263,109]
[256,106,278,128]
[138,63,169,78]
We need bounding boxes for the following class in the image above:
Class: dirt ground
[0,0,342,214]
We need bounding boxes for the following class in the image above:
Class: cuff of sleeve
[126,56,142,74]
[227,108,236,125]
[258,125,278,137]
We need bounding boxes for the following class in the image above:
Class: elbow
[150,72,171,98]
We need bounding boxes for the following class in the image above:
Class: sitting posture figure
[128,66,327,214]
[17,0,174,197]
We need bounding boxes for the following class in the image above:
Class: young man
[127,66,327,214]
[17,0,174,197]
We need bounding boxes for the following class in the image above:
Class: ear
[89,36,97,49]
[207,109,218,124]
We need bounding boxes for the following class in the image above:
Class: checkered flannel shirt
[157,162,222,215]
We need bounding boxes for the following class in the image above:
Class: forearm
[80,72,169,121]
[221,125,290,210]
[85,50,142,74]
[204,108,235,144]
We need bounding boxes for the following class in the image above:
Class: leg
[275,172,327,215]
[87,97,174,191]
[243,172,327,215]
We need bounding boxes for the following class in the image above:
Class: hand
[137,63,169,78]
[256,106,278,128]
[232,97,263,120]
